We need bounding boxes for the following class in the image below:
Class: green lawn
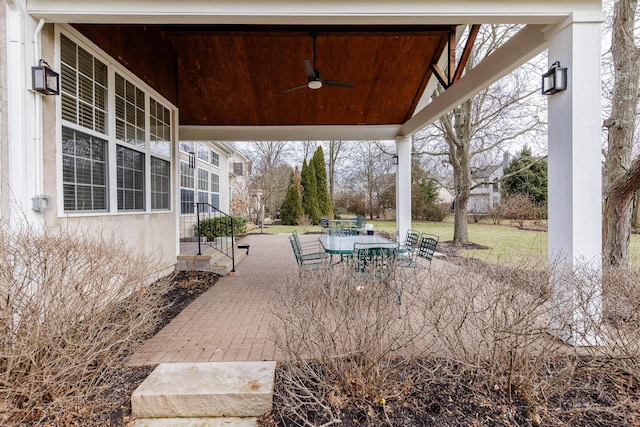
[248,218,640,267]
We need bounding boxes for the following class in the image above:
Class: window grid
[60,31,175,216]
[62,127,108,211]
[60,34,108,134]
[151,157,170,210]
[210,150,220,167]
[115,73,145,148]
[180,160,195,215]
[210,172,220,209]
[117,145,145,211]
[150,98,172,157]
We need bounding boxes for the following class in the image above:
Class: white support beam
[547,16,603,346]
[395,136,412,241]
[401,24,549,137]
[25,0,597,25]
[179,125,401,142]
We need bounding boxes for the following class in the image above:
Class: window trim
[210,149,220,168]
[56,26,177,217]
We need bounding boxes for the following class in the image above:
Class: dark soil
[61,269,640,427]
[82,270,220,426]
[261,358,640,427]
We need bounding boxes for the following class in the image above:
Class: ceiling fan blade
[283,83,308,93]
[304,59,316,79]
[323,80,355,89]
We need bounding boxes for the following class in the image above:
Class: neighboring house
[468,153,510,214]
[228,150,253,219]
[178,140,240,239]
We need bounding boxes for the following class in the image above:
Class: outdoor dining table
[318,234,396,255]
[318,234,402,267]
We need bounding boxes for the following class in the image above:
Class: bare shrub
[271,264,433,425]
[501,194,536,226]
[421,259,558,403]
[0,222,173,425]
[271,250,640,426]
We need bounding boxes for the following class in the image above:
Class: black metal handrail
[196,202,235,273]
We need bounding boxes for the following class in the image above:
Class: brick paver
[127,233,448,366]
[127,234,297,366]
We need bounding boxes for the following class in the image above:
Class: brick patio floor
[127,233,448,366]
[127,234,296,366]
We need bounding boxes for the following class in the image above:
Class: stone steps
[132,362,275,426]
[177,244,249,275]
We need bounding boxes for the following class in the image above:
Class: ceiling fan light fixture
[307,80,323,90]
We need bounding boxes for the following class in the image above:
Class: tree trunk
[443,101,472,244]
[602,0,640,267]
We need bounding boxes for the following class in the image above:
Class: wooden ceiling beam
[453,24,480,83]
[430,24,481,90]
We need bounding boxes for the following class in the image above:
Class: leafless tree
[238,141,294,222]
[602,0,640,267]
[344,141,394,219]
[414,25,546,244]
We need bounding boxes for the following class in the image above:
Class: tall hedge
[312,146,333,217]
[301,159,321,224]
[280,170,304,225]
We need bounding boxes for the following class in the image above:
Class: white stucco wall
[29,24,179,271]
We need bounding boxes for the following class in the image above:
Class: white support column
[5,1,40,226]
[395,135,411,241]
[547,14,603,346]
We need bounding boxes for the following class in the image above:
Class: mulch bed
[44,266,640,427]
[81,270,220,426]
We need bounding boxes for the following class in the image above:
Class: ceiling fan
[283,33,355,93]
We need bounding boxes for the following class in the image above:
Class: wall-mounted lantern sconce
[32,59,60,95]
[541,61,567,95]
[393,154,398,166]
[188,151,196,168]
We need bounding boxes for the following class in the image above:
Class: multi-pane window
[150,98,171,157]
[115,73,145,148]
[117,145,145,211]
[180,161,195,214]
[151,157,170,210]
[210,150,220,167]
[211,172,220,209]
[60,34,108,133]
[197,143,209,162]
[62,127,108,211]
[197,168,210,210]
[61,31,175,215]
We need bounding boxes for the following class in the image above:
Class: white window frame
[210,149,220,168]
[180,160,195,215]
[210,172,220,209]
[57,26,176,217]
[197,143,209,163]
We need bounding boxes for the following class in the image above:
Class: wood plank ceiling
[73,25,455,127]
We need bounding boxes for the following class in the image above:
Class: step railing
[195,202,235,273]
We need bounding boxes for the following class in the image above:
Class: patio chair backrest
[405,229,421,251]
[320,216,330,229]
[355,216,366,228]
[289,235,303,265]
[330,227,357,236]
[352,242,398,281]
[416,234,439,264]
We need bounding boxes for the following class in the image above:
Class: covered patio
[127,233,449,365]
[9,0,605,344]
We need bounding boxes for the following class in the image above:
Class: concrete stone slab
[132,361,276,419]
[133,417,258,427]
